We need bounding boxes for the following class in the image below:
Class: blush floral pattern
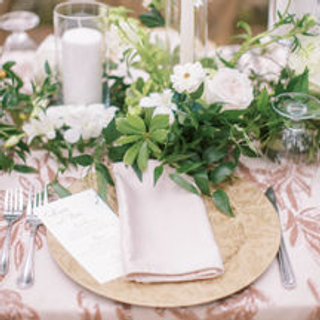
[0,289,39,320]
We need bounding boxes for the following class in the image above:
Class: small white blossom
[171,62,206,94]
[204,68,254,109]
[23,112,57,143]
[140,89,177,124]
[64,128,81,144]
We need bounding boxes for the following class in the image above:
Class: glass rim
[54,1,108,21]
[272,92,320,120]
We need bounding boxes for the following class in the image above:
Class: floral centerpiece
[0,0,319,215]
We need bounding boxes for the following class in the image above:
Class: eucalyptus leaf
[50,181,72,198]
[71,155,94,167]
[13,164,37,174]
[95,163,114,186]
[154,165,164,186]
[210,162,235,184]
[169,173,200,196]
[212,189,234,217]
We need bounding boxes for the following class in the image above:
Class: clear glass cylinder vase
[54,1,108,106]
[165,0,208,64]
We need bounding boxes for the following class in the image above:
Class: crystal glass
[271,93,320,162]
[0,11,39,53]
[54,1,108,106]
[165,0,208,65]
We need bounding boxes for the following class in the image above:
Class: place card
[35,189,123,284]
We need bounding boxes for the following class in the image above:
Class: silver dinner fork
[0,188,24,275]
[17,188,47,289]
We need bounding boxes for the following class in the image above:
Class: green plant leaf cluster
[115,112,170,172]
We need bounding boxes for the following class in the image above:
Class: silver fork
[17,188,47,289]
[0,188,24,275]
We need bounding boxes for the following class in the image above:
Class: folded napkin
[113,160,224,283]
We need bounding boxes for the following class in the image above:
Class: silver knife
[265,187,297,289]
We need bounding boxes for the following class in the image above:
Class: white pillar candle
[180,0,194,64]
[61,27,103,105]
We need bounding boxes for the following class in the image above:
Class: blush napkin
[113,160,224,283]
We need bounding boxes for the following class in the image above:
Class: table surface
[1,47,320,320]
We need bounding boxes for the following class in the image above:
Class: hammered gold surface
[47,175,281,308]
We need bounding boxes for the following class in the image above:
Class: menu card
[35,189,123,284]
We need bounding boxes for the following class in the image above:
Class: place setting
[0,0,320,318]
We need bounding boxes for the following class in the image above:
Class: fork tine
[33,190,37,210]
[27,189,32,216]
[9,190,13,213]
[39,191,43,207]
[14,188,18,212]
[4,190,9,212]
[19,188,23,212]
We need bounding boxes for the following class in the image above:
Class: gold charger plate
[47,175,281,308]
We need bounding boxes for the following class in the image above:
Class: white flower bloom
[205,68,254,109]
[153,106,175,125]
[171,62,206,94]
[23,112,57,143]
[289,36,320,93]
[140,89,176,109]
[64,128,81,144]
[140,89,177,124]
[193,0,203,8]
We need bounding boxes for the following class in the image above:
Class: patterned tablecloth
[1,47,320,320]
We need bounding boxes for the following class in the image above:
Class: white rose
[205,68,254,109]
[64,128,80,144]
[288,36,320,93]
[171,62,206,94]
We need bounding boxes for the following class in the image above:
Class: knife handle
[278,236,296,289]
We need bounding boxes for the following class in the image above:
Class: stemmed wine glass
[271,92,320,162]
[0,11,39,54]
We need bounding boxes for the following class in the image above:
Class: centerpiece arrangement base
[47,174,281,308]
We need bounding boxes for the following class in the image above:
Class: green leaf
[13,165,37,174]
[210,163,235,184]
[150,114,169,132]
[71,155,94,167]
[116,115,146,135]
[200,57,217,70]
[137,141,149,171]
[212,189,234,217]
[237,21,252,36]
[150,129,168,143]
[50,181,72,198]
[154,165,164,186]
[169,173,200,196]
[203,147,227,164]
[177,162,203,174]
[287,68,309,93]
[96,167,109,203]
[194,171,210,196]
[147,140,162,157]
[139,7,165,28]
[95,163,114,186]
[44,61,51,75]
[123,141,143,166]
[116,135,142,145]
[103,118,121,144]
